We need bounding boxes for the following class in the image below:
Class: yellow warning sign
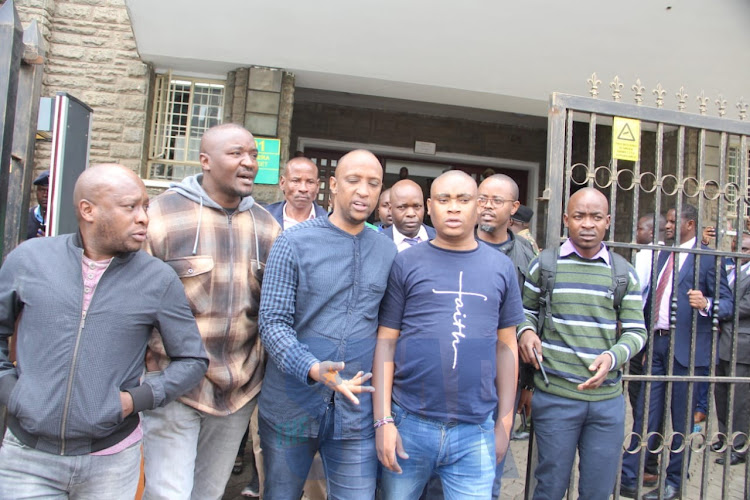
[612,117,641,162]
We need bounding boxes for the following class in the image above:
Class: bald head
[564,187,610,258]
[199,123,250,154]
[567,187,609,214]
[75,164,149,260]
[480,174,519,201]
[430,170,476,198]
[74,163,145,214]
[390,179,425,238]
[428,170,478,250]
[329,149,383,234]
[335,149,382,178]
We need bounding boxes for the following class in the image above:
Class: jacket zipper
[220,212,235,413]
[59,257,111,455]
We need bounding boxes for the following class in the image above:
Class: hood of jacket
[169,174,256,212]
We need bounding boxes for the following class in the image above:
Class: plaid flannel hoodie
[145,175,281,416]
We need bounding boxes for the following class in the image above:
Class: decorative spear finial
[588,73,601,98]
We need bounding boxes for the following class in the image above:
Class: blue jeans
[142,396,256,500]
[381,402,496,499]
[0,429,141,499]
[532,390,625,500]
[259,402,377,500]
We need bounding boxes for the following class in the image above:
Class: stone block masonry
[15,0,150,175]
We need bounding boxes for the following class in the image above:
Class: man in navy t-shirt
[373,170,524,498]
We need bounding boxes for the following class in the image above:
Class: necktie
[654,252,674,323]
[404,237,421,247]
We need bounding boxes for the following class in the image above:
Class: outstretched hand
[309,361,374,405]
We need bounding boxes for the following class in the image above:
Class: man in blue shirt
[258,149,397,500]
[373,170,523,498]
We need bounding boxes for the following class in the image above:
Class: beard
[479,223,497,233]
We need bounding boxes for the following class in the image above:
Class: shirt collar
[282,201,316,228]
[393,224,428,245]
[559,238,610,265]
[680,237,697,249]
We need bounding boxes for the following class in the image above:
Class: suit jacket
[265,201,328,229]
[381,224,436,241]
[719,265,750,363]
[651,245,733,367]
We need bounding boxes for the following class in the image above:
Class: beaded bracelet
[373,416,394,429]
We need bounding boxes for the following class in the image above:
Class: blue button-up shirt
[258,217,397,439]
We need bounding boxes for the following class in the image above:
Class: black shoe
[716,452,746,466]
[710,439,726,452]
[643,484,680,500]
[619,483,637,498]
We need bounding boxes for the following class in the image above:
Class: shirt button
[87,274,94,279]
[89,263,95,269]
[84,287,91,293]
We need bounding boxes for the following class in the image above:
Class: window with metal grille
[147,73,225,180]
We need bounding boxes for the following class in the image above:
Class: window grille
[147,73,225,180]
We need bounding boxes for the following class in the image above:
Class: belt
[654,329,670,336]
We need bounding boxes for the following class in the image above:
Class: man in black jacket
[0,164,208,499]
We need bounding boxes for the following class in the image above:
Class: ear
[605,214,611,230]
[199,152,211,172]
[278,175,286,192]
[79,199,95,223]
[510,200,521,216]
[329,175,337,196]
[426,198,432,216]
[563,213,569,228]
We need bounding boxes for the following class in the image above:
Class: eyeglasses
[477,196,513,207]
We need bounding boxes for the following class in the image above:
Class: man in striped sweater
[517,188,646,500]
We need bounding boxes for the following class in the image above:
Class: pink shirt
[81,255,143,456]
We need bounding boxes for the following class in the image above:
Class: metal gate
[535,75,750,499]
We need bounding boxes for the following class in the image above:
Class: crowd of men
[0,123,748,500]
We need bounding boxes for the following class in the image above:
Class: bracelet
[373,416,394,429]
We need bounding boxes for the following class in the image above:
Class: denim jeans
[142,397,256,500]
[0,429,141,499]
[259,402,377,500]
[532,390,625,500]
[381,402,496,500]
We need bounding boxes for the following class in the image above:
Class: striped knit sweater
[518,251,646,401]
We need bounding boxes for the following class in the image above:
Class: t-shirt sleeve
[497,258,525,329]
[378,257,406,330]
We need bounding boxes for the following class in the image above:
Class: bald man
[142,124,280,499]
[373,170,523,498]
[258,149,397,499]
[266,157,327,229]
[381,179,436,251]
[517,188,646,500]
[0,164,207,499]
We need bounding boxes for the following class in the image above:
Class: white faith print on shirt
[432,271,488,369]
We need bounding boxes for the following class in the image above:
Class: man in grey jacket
[0,164,208,500]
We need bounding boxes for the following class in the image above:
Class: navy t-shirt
[378,241,524,424]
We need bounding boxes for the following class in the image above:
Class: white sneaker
[241,483,260,498]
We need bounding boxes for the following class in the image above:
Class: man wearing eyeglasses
[266,157,327,229]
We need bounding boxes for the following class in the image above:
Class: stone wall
[14,0,150,174]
